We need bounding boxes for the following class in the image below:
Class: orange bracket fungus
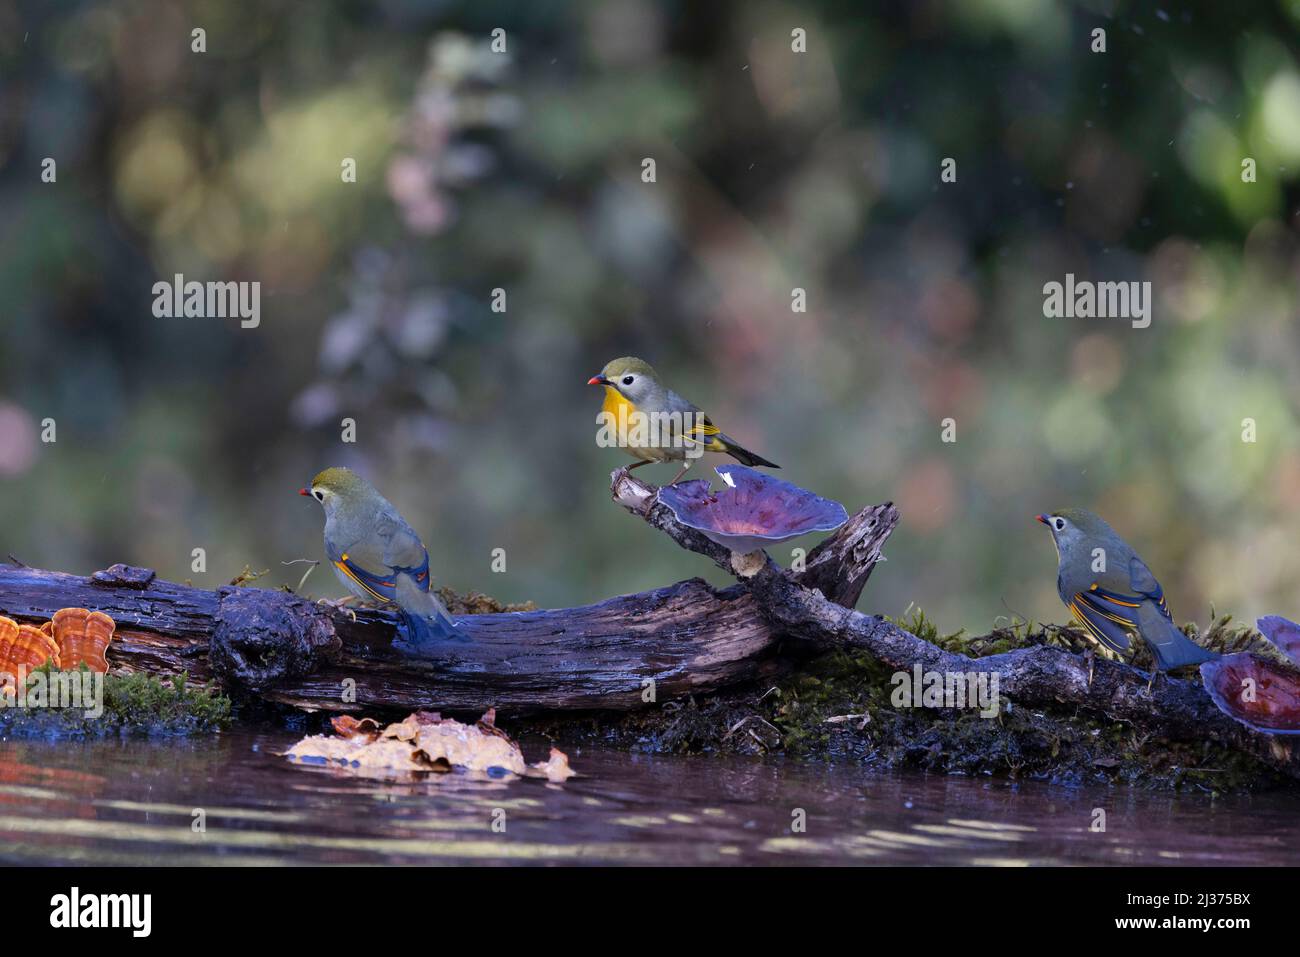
[0,608,115,695]
[50,608,116,672]
[0,617,61,691]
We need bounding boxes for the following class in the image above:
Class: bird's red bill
[299,488,310,496]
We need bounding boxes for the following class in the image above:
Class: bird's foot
[316,596,359,622]
[1085,648,1095,689]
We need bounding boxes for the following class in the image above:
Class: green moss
[1189,612,1274,658]
[533,608,1291,793]
[0,665,231,738]
[436,587,536,615]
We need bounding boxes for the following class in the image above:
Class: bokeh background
[1,0,1298,636]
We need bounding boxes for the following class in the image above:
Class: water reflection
[0,731,1297,865]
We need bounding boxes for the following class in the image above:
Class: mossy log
[747,572,1300,777]
[0,473,895,716]
[1,467,1296,785]
[602,470,1300,782]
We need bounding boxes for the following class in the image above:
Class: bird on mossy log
[1036,508,1216,679]
[301,467,463,649]
[588,356,779,485]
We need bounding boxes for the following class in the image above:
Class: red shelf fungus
[1200,616,1300,736]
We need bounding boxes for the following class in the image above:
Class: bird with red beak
[587,356,779,485]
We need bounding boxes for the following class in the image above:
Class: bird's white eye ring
[314,490,324,501]
[622,375,635,385]
[1054,518,1065,530]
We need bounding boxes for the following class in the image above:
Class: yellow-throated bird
[588,356,779,484]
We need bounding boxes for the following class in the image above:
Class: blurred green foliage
[1,0,1299,636]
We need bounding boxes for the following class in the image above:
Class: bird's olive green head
[300,467,375,514]
[587,356,664,404]
[1035,507,1114,555]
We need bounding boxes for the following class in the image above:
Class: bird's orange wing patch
[335,553,394,602]
[1069,591,1136,656]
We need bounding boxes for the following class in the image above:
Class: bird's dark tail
[395,575,466,648]
[1139,602,1217,671]
[720,434,780,469]
[400,607,463,646]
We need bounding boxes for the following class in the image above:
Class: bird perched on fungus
[301,467,462,648]
[1035,508,1215,679]
[588,356,779,485]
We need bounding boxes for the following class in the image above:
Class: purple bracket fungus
[1199,616,1300,736]
[654,465,850,577]
[1257,616,1300,667]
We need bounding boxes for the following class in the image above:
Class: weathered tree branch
[609,470,1299,780]
[0,472,895,716]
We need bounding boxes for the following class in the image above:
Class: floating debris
[285,709,576,782]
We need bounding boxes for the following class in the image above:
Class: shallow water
[1,730,1297,866]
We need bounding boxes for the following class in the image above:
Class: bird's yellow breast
[600,385,673,461]
[601,386,637,443]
